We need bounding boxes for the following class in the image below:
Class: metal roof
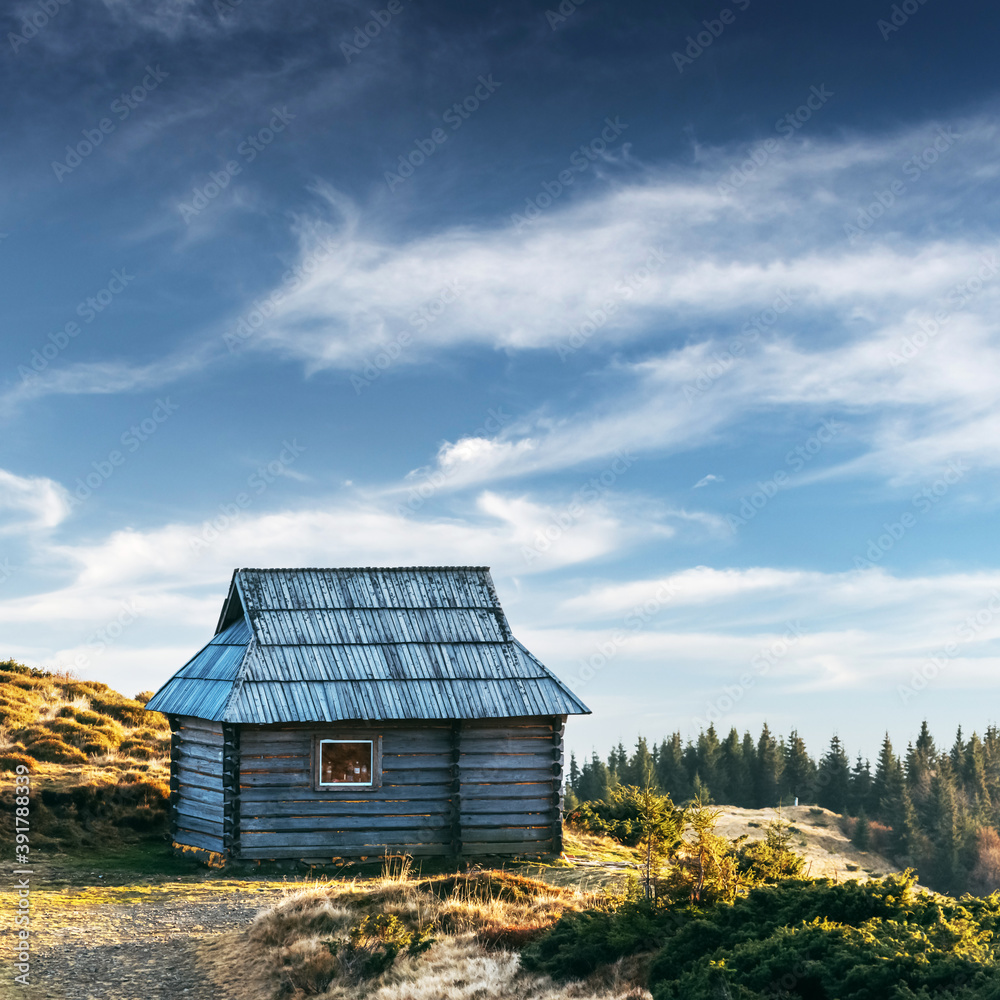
[146,567,590,723]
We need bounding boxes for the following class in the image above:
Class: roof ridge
[236,566,493,572]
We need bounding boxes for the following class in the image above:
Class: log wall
[171,716,227,855]
[234,716,564,860]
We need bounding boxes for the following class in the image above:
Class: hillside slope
[0,659,170,851]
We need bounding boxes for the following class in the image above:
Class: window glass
[320,740,373,785]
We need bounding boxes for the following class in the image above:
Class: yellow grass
[200,868,651,1000]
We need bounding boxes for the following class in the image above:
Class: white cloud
[0,468,71,532]
[694,474,723,488]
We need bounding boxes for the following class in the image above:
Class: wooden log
[241,830,452,849]
[238,843,452,860]
[460,782,553,800]
[240,814,451,833]
[177,717,224,737]
[458,767,556,783]
[177,783,225,807]
[238,786,453,804]
[177,743,224,766]
[176,813,225,837]
[459,842,554,855]
[177,800,225,823]
[460,797,552,813]
[174,828,225,853]
[462,827,553,843]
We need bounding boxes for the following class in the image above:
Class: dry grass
[0,659,171,850]
[203,864,651,1000]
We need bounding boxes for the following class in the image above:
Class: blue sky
[2,0,1000,763]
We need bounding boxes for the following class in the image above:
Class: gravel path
[3,865,292,1000]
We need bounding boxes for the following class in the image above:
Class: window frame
[312,733,383,792]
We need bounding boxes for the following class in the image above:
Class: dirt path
[2,861,293,1000]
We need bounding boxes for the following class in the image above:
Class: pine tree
[576,751,612,802]
[964,732,992,820]
[719,727,748,806]
[740,731,758,807]
[627,736,658,790]
[755,724,783,807]
[849,754,873,816]
[608,741,628,784]
[568,751,581,791]
[950,726,966,770]
[853,808,871,850]
[927,757,963,892]
[781,730,817,804]
[817,735,851,814]
[656,733,690,801]
[872,734,902,825]
[696,725,724,795]
[691,772,712,804]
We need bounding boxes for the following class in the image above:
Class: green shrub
[647,873,1000,999]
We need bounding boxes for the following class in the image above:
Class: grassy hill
[0,659,170,852]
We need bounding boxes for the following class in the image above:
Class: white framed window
[314,736,382,790]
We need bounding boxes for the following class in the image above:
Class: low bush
[0,752,35,772]
[28,738,88,764]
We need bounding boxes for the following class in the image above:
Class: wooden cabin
[146,567,590,865]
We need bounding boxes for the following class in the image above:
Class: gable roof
[146,567,590,724]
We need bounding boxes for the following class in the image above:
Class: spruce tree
[964,732,992,820]
[740,731,758,807]
[927,757,963,892]
[849,754,873,815]
[656,733,689,801]
[719,727,748,806]
[755,723,783,807]
[817,735,851,814]
[628,736,658,790]
[872,734,902,825]
[696,725,724,796]
[782,730,817,804]
[576,751,612,802]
